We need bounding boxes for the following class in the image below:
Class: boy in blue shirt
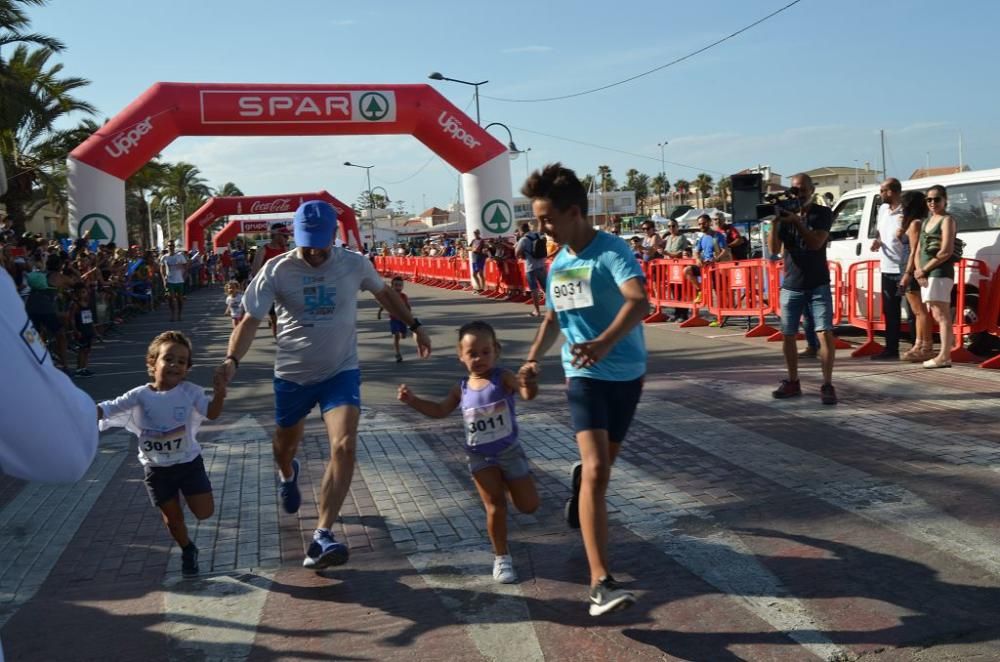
[519,163,648,616]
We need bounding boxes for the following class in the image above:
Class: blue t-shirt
[546,231,647,381]
[695,231,726,262]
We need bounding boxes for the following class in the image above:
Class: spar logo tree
[481,199,512,234]
[358,92,390,121]
[78,213,116,244]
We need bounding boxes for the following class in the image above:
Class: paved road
[2,281,999,661]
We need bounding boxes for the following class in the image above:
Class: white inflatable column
[462,153,514,239]
[461,153,514,283]
[68,157,127,246]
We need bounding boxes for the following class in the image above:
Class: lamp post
[484,122,521,155]
[344,161,375,219]
[657,140,668,215]
[428,72,488,125]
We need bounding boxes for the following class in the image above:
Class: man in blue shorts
[470,229,488,291]
[519,163,649,616]
[767,172,837,404]
[217,200,432,569]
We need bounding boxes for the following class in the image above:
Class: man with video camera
[767,173,838,405]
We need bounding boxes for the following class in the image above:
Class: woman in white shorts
[913,184,957,368]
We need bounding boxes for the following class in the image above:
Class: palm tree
[716,176,732,212]
[0,1,64,51]
[0,44,94,234]
[156,161,212,239]
[674,179,691,206]
[625,169,650,215]
[651,174,670,215]
[126,159,167,248]
[694,173,714,208]
[217,181,243,197]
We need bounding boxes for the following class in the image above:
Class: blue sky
[29,0,1000,213]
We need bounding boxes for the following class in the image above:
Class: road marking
[355,408,546,662]
[408,547,545,662]
[519,413,846,660]
[690,377,1000,470]
[635,399,1000,579]
[155,571,274,661]
[0,435,129,627]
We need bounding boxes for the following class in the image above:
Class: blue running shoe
[303,529,349,569]
[279,458,301,514]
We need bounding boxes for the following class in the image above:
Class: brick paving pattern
[1,284,998,661]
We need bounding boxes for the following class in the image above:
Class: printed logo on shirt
[174,406,187,422]
[20,319,48,365]
[302,275,336,322]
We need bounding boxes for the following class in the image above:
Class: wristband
[525,359,538,364]
[225,355,240,369]
[408,318,422,332]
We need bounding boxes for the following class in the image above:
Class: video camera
[756,187,801,219]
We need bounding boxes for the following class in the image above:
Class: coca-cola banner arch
[68,82,512,249]
[184,190,358,251]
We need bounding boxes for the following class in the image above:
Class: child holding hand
[398,321,539,583]
[97,330,226,576]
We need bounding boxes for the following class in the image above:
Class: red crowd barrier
[846,260,885,357]
[980,268,1000,369]
[950,258,992,364]
[704,259,777,337]
[642,258,711,328]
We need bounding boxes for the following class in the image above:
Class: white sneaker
[493,555,516,584]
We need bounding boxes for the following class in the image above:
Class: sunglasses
[926,197,944,203]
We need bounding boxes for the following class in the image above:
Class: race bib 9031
[549,266,594,312]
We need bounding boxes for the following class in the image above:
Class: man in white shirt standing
[161,241,188,322]
[217,200,431,569]
[870,178,906,360]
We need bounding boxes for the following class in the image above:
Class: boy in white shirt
[98,331,226,576]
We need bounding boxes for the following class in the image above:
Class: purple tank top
[460,369,519,455]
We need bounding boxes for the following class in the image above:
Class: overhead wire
[483,0,805,103]
[507,124,727,176]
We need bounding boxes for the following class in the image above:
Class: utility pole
[880,129,886,178]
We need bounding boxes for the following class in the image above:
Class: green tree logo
[481,199,513,234]
[78,213,117,244]
[358,92,390,121]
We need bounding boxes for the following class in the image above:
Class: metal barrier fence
[375,254,1000,366]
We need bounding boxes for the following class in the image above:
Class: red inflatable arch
[184,190,358,251]
[212,218,289,249]
[67,83,513,254]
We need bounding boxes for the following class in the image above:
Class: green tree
[0,43,94,234]
[217,181,243,197]
[153,162,212,241]
[126,159,167,248]
[596,165,617,192]
[674,179,691,206]
[625,169,650,215]
[355,190,388,213]
[651,174,670,214]
[694,173,714,208]
[716,176,732,212]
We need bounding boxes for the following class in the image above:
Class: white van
[828,167,1000,347]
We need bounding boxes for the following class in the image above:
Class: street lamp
[344,161,375,218]
[428,71,488,125]
[483,122,521,155]
[657,140,668,215]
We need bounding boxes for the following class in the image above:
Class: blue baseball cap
[293,200,338,248]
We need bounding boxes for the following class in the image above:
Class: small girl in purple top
[398,321,539,584]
